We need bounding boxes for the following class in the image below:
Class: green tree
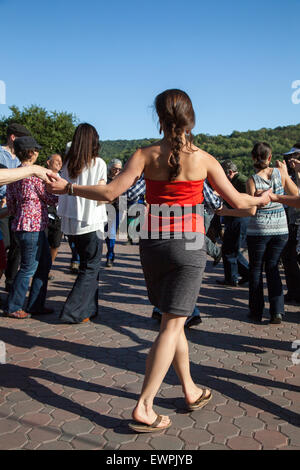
[0,105,78,165]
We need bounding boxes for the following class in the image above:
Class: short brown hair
[15,148,37,163]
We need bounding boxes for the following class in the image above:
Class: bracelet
[66,183,74,196]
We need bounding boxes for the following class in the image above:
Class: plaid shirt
[126,174,146,203]
[203,180,222,213]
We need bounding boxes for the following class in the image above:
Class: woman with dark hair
[218,142,298,324]
[57,123,107,324]
[49,90,270,431]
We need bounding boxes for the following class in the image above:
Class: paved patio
[0,241,299,450]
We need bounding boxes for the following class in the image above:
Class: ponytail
[252,142,272,170]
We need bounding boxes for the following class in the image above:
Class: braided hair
[155,89,195,181]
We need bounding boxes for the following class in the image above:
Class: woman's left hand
[46,174,69,194]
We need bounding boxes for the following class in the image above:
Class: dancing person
[280,146,300,305]
[48,89,270,432]
[0,123,33,292]
[5,136,58,319]
[46,154,63,280]
[57,123,107,324]
[217,143,299,324]
[105,159,122,267]
[152,179,223,328]
[217,160,250,287]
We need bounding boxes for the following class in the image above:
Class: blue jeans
[222,217,249,283]
[7,231,52,313]
[247,234,288,318]
[105,210,120,261]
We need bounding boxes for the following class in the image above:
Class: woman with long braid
[48,89,270,432]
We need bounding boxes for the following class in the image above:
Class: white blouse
[58,157,107,238]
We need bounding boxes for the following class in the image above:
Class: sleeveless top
[247,168,288,236]
[144,179,205,235]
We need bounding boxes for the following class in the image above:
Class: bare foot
[132,403,170,428]
[185,386,211,406]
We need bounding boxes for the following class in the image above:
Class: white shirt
[58,157,107,238]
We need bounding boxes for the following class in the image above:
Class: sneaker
[270,314,282,324]
[106,259,113,267]
[185,315,202,328]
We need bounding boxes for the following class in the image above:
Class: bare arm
[216,179,258,217]
[276,161,299,196]
[270,193,300,208]
[206,155,270,209]
[48,149,146,201]
[289,158,300,188]
[0,165,53,185]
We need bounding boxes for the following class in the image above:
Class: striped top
[247,168,288,236]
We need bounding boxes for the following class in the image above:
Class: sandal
[187,389,212,411]
[5,310,31,319]
[129,414,172,433]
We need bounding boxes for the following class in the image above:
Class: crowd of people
[0,89,299,432]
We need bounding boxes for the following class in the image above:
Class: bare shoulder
[192,146,220,169]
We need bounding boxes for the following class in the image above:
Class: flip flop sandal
[129,414,172,433]
[187,389,212,411]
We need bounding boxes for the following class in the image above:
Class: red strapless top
[144,178,205,234]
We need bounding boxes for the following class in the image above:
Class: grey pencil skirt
[139,236,207,317]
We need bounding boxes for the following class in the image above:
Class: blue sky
[0,0,299,140]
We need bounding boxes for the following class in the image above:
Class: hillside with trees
[0,105,299,176]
